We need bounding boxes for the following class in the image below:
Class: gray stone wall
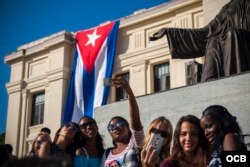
[95,72,250,147]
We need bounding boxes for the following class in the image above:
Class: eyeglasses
[150,128,169,138]
[64,123,79,133]
[79,121,96,130]
[107,121,125,132]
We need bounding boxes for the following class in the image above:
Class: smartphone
[146,133,165,152]
[103,78,115,86]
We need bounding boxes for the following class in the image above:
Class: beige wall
[203,0,230,24]
[5,31,75,156]
[5,0,229,156]
[110,0,204,102]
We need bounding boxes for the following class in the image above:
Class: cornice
[114,44,170,68]
[4,50,25,64]
[4,31,75,64]
[6,80,24,94]
[46,67,71,82]
[119,0,201,28]
[116,43,169,61]
[6,67,71,94]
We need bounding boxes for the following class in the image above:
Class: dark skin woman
[74,116,104,166]
[200,105,246,167]
[101,76,144,167]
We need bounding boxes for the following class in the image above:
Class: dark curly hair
[54,122,81,157]
[202,105,244,149]
[78,116,104,156]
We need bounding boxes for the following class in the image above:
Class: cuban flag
[63,21,119,123]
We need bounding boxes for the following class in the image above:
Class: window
[154,62,170,92]
[31,92,45,126]
[185,61,202,86]
[116,73,129,101]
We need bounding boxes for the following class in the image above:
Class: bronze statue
[150,0,250,82]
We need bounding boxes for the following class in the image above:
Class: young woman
[52,122,80,159]
[27,131,52,157]
[33,122,80,163]
[100,76,144,167]
[160,115,207,167]
[74,116,104,167]
[200,105,246,167]
[141,116,173,167]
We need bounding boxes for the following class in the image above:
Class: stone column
[45,45,73,137]
[5,51,25,156]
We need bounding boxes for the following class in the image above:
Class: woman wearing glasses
[27,131,52,157]
[141,116,173,167]
[74,116,104,167]
[32,122,80,162]
[100,76,144,167]
[160,115,207,167]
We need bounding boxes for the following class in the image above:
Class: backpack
[240,134,250,151]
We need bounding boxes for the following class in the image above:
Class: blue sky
[0,0,170,133]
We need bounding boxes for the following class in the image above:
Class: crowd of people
[0,77,247,167]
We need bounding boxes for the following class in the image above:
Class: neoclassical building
[5,0,231,156]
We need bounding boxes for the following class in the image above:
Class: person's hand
[113,76,142,131]
[141,146,160,167]
[113,76,133,96]
[36,137,51,158]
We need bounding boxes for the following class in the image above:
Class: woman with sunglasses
[34,122,80,162]
[200,105,246,167]
[160,115,207,167]
[100,76,144,167]
[27,131,52,158]
[74,116,104,167]
[141,116,173,167]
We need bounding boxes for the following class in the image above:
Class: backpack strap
[123,147,142,167]
[81,146,89,160]
[105,147,113,159]
[240,134,250,151]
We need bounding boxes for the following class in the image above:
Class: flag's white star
[85,29,101,47]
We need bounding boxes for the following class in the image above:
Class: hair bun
[232,116,237,123]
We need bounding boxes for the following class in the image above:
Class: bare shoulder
[223,132,241,151]
[76,147,87,156]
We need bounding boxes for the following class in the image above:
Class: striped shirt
[100,128,144,167]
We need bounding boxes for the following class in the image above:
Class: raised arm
[37,138,51,158]
[113,76,143,131]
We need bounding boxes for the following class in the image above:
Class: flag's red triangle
[75,22,115,74]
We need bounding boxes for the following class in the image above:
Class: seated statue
[150,0,250,82]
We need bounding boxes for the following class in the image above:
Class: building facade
[5,0,230,156]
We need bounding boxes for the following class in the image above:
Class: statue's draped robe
[152,0,250,82]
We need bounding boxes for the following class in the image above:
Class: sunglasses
[107,121,125,132]
[79,121,96,129]
[64,123,79,133]
[35,139,48,145]
[150,128,169,138]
